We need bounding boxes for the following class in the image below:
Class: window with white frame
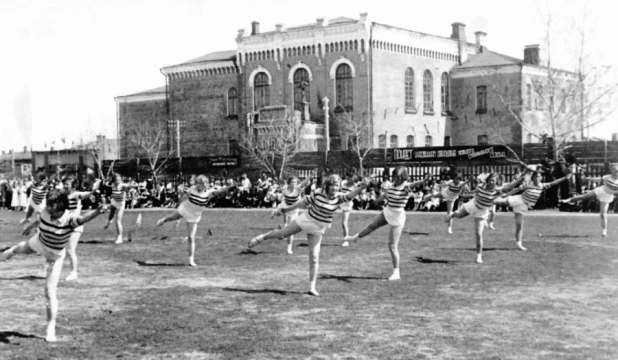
[406,135,414,148]
[423,70,434,114]
[378,134,386,148]
[425,135,432,147]
[254,72,270,110]
[335,64,353,113]
[441,72,449,114]
[405,68,416,113]
[390,135,398,148]
[227,88,238,117]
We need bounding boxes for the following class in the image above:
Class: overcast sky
[1,0,616,152]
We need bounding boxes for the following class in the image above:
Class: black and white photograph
[1,0,617,358]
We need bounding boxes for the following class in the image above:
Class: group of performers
[2,163,617,341]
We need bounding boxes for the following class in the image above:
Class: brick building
[116,14,571,167]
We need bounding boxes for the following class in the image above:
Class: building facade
[117,14,568,166]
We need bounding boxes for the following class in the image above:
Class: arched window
[254,72,270,110]
[293,68,310,119]
[227,88,238,116]
[423,70,433,114]
[526,84,532,110]
[390,135,398,148]
[441,72,449,114]
[477,134,488,145]
[425,135,432,147]
[378,134,386,148]
[405,68,416,113]
[476,86,487,114]
[335,64,353,113]
[406,135,415,148]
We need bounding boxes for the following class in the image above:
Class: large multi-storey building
[116,13,574,163]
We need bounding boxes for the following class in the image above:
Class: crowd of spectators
[1,162,616,214]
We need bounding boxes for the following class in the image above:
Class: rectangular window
[425,135,432,147]
[229,139,239,156]
[526,84,532,110]
[444,136,451,146]
[476,86,487,114]
[477,134,488,145]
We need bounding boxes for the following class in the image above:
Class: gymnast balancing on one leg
[247,174,370,296]
[2,190,109,342]
[344,167,429,280]
[156,175,235,266]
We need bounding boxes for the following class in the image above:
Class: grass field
[1,208,617,359]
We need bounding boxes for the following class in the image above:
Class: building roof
[174,50,237,66]
[455,49,523,69]
[123,85,166,97]
[328,16,357,25]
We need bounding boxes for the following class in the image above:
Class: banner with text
[392,145,508,162]
[208,156,240,168]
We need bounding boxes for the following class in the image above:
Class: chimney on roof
[2,150,5,155]
[524,44,541,65]
[23,146,27,153]
[475,31,487,52]
[316,18,325,27]
[451,22,468,64]
[251,21,260,35]
[359,12,368,23]
[237,28,245,40]
[275,23,284,32]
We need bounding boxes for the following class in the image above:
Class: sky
[1,0,616,153]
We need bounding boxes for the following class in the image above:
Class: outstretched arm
[548,174,572,188]
[75,204,109,226]
[344,180,369,201]
[272,198,309,218]
[212,184,237,197]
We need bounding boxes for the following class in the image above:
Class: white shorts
[440,188,459,202]
[507,195,529,214]
[278,202,299,220]
[462,200,490,220]
[178,203,202,223]
[594,186,616,203]
[340,201,353,212]
[28,235,66,261]
[383,207,406,227]
[28,198,46,213]
[294,212,328,235]
[110,199,126,209]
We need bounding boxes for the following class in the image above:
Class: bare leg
[600,201,610,236]
[446,200,455,234]
[248,221,302,248]
[65,232,82,280]
[45,254,65,342]
[20,205,34,224]
[447,206,469,221]
[2,239,36,260]
[341,211,352,246]
[307,233,322,296]
[157,211,183,226]
[562,190,597,203]
[387,224,404,280]
[345,212,388,241]
[474,218,486,263]
[114,207,125,244]
[487,205,496,229]
[186,222,198,266]
[514,213,526,250]
[284,214,294,254]
[104,206,116,229]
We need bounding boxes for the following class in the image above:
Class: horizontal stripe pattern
[304,190,348,224]
[445,180,465,197]
[184,186,215,212]
[385,183,415,210]
[31,186,48,205]
[521,183,550,206]
[603,175,618,193]
[474,185,500,209]
[111,187,126,202]
[38,209,79,250]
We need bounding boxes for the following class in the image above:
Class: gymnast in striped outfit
[63,176,101,281]
[2,190,108,342]
[496,169,571,250]
[340,173,361,247]
[248,174,370,296]
[445,173,524,263]
[343,167,428,281]
[277,176,310,254]
[422,172,469,234]
[103,173,137,244]
[20,172,50,224]
[561,163,618,237]
[156,175,235,266]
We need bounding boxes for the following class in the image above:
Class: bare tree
[240,109,301,180]
[332,110,377,176]
[481,5,618,163]
[126,120,172,184]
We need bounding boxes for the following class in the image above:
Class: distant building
[116,14,577,164]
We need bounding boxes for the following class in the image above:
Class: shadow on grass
[238,249,268,255]
[0,331,42,344]
[414,256,457,265]
[222,287,304,296]
[403,231,429,236]
[319,274,383,283]
[297,243,341,247]
[0,246,9,252]
[464,247,519,252]
[78,240,111,244]
[537,234,591,238]
[135,260,186,267]
[0,275,45,281]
